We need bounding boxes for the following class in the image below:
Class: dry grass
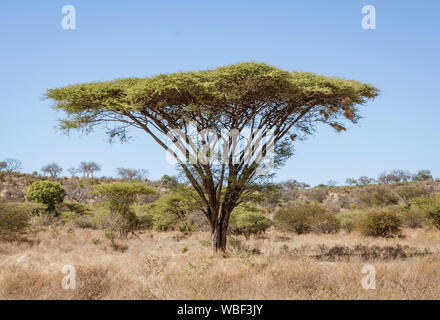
[1,227,440,299]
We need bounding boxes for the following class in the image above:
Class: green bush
[274,202,340,234]
[6,202,46,216]
[0,203,32,237]
[309,211,341,234]
[400,209,424,228]
[61,211,77,224]
[25,181,66,213]
[229,206,272,239]
[406,194,440,229]
[336,211,362,233]
[59,200,90,215]
[93,182,157,236]
[140,192,199,232]
[358,210,402,237]
[357,185,400,207]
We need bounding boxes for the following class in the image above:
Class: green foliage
[358,210,402,237]
[336,211,362,233]
[160,174,178,187]
[91,238,100,245]
[61,211,77,223]
[357,185,400,207]
[59,200,91,215]
[0,202,32,237]
[140,191,199,231]
[274,202,340,234]
[6,202,46,216]
[93,182,157,236]
[46,62,378,137]
[229,206,272,239]
[104,230,116,245]
[25,181,66,213]
[406,194,440,229]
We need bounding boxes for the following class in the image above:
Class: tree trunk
[212,220,228,256]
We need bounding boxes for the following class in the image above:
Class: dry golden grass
[1,227,440,299]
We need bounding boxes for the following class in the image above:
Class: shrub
[307,187,328,203]
[401,209,424,228]
[59,201,90,215]
[395,184,429,201]
[358,210,402,237]
[5,202,46,216]
[274,202,339,234]
[25,181,66,213]
[141,191,200,232]
[405,194,440,229]
[309,211,341,234]
[61,211,77,224]
[0,203,31,237]
[357,185,400,207]
[229,206,272,240]
[336,211,362,233]
[93,182,157,236]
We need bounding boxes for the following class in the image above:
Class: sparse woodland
[1,168,440,299]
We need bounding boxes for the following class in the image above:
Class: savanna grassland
[1,171,440,300]
[1,227,440,299]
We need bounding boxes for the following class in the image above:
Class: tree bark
[212,220,228,256]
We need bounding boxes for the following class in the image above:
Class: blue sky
[0,0,439,185]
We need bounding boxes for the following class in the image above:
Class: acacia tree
[46,62,378,254]
[41,163,63,179]
[79,161,101,178]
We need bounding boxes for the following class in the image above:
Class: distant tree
[345,178,357,186]
[67,167,79,178]
[41,163,63,179]
[160,174,178,187]
[3,158,23,176]
[25,181,66,213]
[327,180,338,187]
[0,161,6,172]
[413,170,433,182]
[357,176,375,186]
[116,168,149,181]
[378,170,412,184]
[79,161,101,178]
[280,179,310,190]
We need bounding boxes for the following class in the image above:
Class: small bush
[309,212,341,234]
[0,203,31,237]
[25,181,66,213]
[400,209,424,228]
[307,187,328,203]
[229,206,272,240]
[336,211,362,233]
[274,202,339,234]
[406,194,440,229]
[357,185,400,207]
[93,182,157,236]
[395,184,429,201]
[61,211,77,223]
[358,210,402,237]
[140,192,199,232]
[59,201,90,215]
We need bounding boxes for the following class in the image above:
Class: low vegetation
[0,167,439,299]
